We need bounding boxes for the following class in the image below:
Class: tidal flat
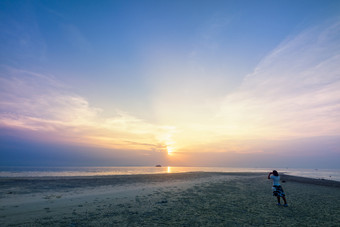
[1,172,340,226]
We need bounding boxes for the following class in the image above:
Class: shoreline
[1,171,340,191]
[2,166,339,182]
[1,172,340,226]
[281,173,340,188]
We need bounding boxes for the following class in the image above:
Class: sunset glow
[167,146,174,155]
[1,0,340,168]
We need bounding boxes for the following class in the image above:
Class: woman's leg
[282,196,287,204]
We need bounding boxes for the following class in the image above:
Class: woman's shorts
[272,185,285,197]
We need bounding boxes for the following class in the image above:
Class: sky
[1,0,340,168]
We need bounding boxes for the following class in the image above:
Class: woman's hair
[273,170,279,176]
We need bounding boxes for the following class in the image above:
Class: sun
[167,146,174,155]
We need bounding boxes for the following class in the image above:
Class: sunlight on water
[0,166,339,181]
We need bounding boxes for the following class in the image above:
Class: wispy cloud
[60,24,92,51]
[0,66,173,152]
[163,20,340,155]
[1,20,340,158]
[214,20,340,140]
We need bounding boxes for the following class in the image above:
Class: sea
[0,166,339,182]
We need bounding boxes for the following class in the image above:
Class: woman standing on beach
[268,170,288,207]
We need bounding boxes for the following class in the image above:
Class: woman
[268,170,288,207]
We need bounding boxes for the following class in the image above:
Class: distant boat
[155,165,162,167]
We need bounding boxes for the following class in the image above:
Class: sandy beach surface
[1,172,340,226]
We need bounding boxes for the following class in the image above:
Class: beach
[1,172,340,226]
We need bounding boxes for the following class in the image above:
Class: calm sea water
[0,166,339,182]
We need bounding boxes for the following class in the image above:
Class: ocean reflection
[0,166,339,181]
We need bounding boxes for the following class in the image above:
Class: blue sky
[1,0,340,168]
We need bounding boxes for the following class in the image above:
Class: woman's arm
[268,172,272,179]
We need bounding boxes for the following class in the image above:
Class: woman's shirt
[270,175,280,186]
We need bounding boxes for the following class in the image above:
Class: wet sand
[1,172,340,226]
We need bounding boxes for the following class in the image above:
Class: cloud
[1,20,340,166]
[60,24,92,51]
[0,2,47,63]
[160,20,340,160]
[0,66,173,152]
[214,20,340,141]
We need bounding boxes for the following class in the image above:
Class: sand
[1,172,340,226]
